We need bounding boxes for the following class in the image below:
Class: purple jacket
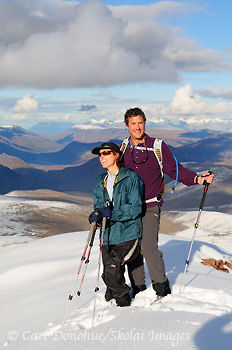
[121,134,197,208]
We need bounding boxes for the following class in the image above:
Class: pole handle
[199,169,213,210]
[202,169,213,186]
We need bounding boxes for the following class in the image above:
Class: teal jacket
[92,167,144,245]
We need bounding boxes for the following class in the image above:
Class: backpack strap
[120,136,164,179]
[120,137,129,159]
[153,138,179,193]
[121,136,178,197]
[152,138,165,200]
[153,138,163,178]
[121,136,165,203]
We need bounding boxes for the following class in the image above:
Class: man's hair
[124,107,146,126]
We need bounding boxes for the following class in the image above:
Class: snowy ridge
[71,124,104,130]
[167,211,232,251]
[0,198,84,249]
[1,229,232,349]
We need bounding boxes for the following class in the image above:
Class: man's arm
[162,141,214,186]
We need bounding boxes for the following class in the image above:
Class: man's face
[126,115,145,143]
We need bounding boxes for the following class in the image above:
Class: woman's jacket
[92,167,144,245]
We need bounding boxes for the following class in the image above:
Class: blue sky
[0,0,232,132]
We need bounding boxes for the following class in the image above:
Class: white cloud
[12,93,38,113]
[111,2,201,21]
[197,87,232,100]
[0,0,77,45]
[168,84,232,116]
[149,117,165,124]
[168,84,207,115]
[0,0,231,89]
[64,114,71,120]
[6,114,28,120]
[42,116,62,121]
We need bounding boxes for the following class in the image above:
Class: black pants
[102,239,142,300]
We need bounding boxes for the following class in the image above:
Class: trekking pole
[76,223,97,300]
[179,170,212,294]
[62,218,98,326]
[91,200,110,327]
[91,216,106,328]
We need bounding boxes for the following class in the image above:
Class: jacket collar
[100,166,130,184]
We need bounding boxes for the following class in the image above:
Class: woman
[89,142,144,307]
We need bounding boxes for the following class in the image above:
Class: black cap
[92,142,122,156]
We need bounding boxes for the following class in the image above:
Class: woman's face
[99,149,117,170]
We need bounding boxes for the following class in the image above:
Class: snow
[1,212,232,349]
[0,197,82,250]
[167,211,232,251]
[71,124,104,130]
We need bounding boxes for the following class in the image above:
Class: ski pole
[91,200,110,327]
[62,218,98,326]
[94,215,107,294]
[76,227,97,296]
[91,217,106,328]
[69,222,97,300]
[179,170,212,294]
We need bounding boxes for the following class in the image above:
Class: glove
[89,210,101,224]
[101,206,112,220]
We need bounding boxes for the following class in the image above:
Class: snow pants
[102,239,143,300]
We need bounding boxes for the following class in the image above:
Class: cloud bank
[0,0,231,89]
[80,84,232,131]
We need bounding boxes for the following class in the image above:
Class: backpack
[120,137,164,177]
[120,137,178,196]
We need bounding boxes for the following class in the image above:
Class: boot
[116,293,131,307]
[132,284,147,298]
[105,287,114,302]
[152,279,171,297]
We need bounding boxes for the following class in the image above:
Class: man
[121,107,214,300]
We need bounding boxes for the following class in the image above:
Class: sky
[0,0,232,132]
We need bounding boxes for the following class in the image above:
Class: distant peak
[0,125,13,129]
[71,124,104,130]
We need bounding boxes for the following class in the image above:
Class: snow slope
[0,196,88,250]
[1,226,232,350]
[166,211,232,251]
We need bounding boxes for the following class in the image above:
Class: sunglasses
[98,150,113,157]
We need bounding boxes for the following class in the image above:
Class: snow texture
[0,209,232,349]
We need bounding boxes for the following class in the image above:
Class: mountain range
[0,125,231,213]
[0,125,230,167]
[0,159,231,214]
[29,121,76,135]
[0,126,59,152]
